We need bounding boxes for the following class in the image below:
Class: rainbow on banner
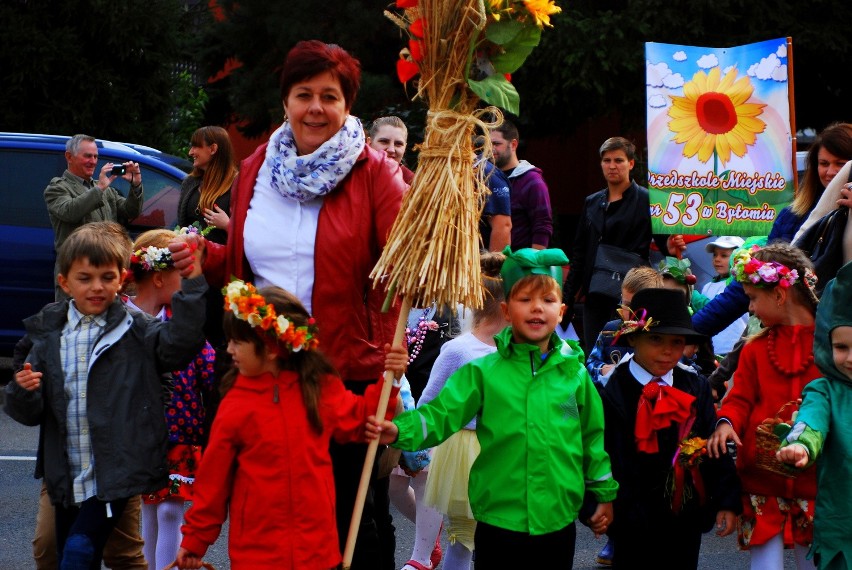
[645,38,794,237]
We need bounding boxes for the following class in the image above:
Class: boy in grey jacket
[4,221,207,569]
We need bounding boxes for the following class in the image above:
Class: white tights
[394,471,444,569]
[749,532,815,570]
[141,499,184,570]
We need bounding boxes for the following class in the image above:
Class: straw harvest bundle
[345,2,560,566]
[371,0,500,311]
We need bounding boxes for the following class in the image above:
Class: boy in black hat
[595,288,741,569]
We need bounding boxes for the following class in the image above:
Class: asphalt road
[1,392,794,569]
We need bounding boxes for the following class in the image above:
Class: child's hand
[366,414,399,445]
[588,502,613,539]
[175,547,203,569]
[777,443,809,468]
[707,421,740,458]
[203,205,229,230]
[384,343,408,381]
[667,234,687,259]
[15,363,42,392]
[715,510,737,537]
[168,234,206,279]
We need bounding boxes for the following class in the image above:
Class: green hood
[814,260,852,385]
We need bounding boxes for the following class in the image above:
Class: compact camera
[111,165,127,176]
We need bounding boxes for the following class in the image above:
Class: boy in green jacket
[368,247,617,566]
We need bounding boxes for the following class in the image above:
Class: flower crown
[732,246,810,289]
[130,246,174,273]
[610,305,657,344]
[222,279,319,353]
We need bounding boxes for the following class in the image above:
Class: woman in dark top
[769,122,852,243]
[177,125,237,245]
[565,136,678,352]
[176,125,237,421]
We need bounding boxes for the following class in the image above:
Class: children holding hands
[708,243,821,569]
[5,221,208,569]
[125,229,217,570]
[777,260,852,569]
[368,247,617,565]
[597,287,741,569]
[175,280,405,569]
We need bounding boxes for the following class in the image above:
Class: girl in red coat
[175,280,405,569]
[708,243,821,570]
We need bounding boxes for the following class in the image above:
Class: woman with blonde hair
[177,125,237,246]
[177,126,238,415]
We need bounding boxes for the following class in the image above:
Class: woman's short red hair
[279,40,361,109]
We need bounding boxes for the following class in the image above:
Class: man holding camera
[44,133,144,301]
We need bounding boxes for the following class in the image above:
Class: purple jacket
[505,160,553,249]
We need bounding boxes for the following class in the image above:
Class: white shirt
[628,357,674,387]
[244,160,322,313]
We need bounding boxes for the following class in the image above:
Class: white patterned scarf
[265,115,366,202]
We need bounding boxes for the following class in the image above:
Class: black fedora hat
[612,288,706,346]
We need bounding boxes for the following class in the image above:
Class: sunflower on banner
[668,67,767,175]
[645,38,794,237]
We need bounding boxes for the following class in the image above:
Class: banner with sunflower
[645,38,794,237]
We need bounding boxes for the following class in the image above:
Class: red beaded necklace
[767,328,814,375]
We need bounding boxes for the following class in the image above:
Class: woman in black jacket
[565,136,680,352]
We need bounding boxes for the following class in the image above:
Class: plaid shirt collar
[66,301,108,330]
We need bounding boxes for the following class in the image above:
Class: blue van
[0,133,187,357]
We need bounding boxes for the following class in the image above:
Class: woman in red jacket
[171,41,407,568]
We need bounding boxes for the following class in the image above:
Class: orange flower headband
[222,279,319,353]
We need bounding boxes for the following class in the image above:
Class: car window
[101,155,183,230]
[0,149,66,228]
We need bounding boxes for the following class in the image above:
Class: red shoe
[402,560,432,570]
[430,522,443,569]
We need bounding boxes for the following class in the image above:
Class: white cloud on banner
[646,61,684,89]
[748,53,788,82]
[648,94,668,108]
[696,54,719,69]
[646,61,670,87]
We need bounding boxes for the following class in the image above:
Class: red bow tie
[635,381,695,453]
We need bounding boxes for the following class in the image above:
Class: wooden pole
[786,37,798,192]
[341,295,413,569]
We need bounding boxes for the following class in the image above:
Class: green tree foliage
[163,70,210,157]
[514,0,852,135]
[0,0,197,147]
[197,0,410,138]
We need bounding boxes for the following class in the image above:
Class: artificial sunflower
[668,67,766,166]
[523,0,561,27]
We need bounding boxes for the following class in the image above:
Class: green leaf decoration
[485,19,524,45]
[467,74,520,115]
[490,25,542,74]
